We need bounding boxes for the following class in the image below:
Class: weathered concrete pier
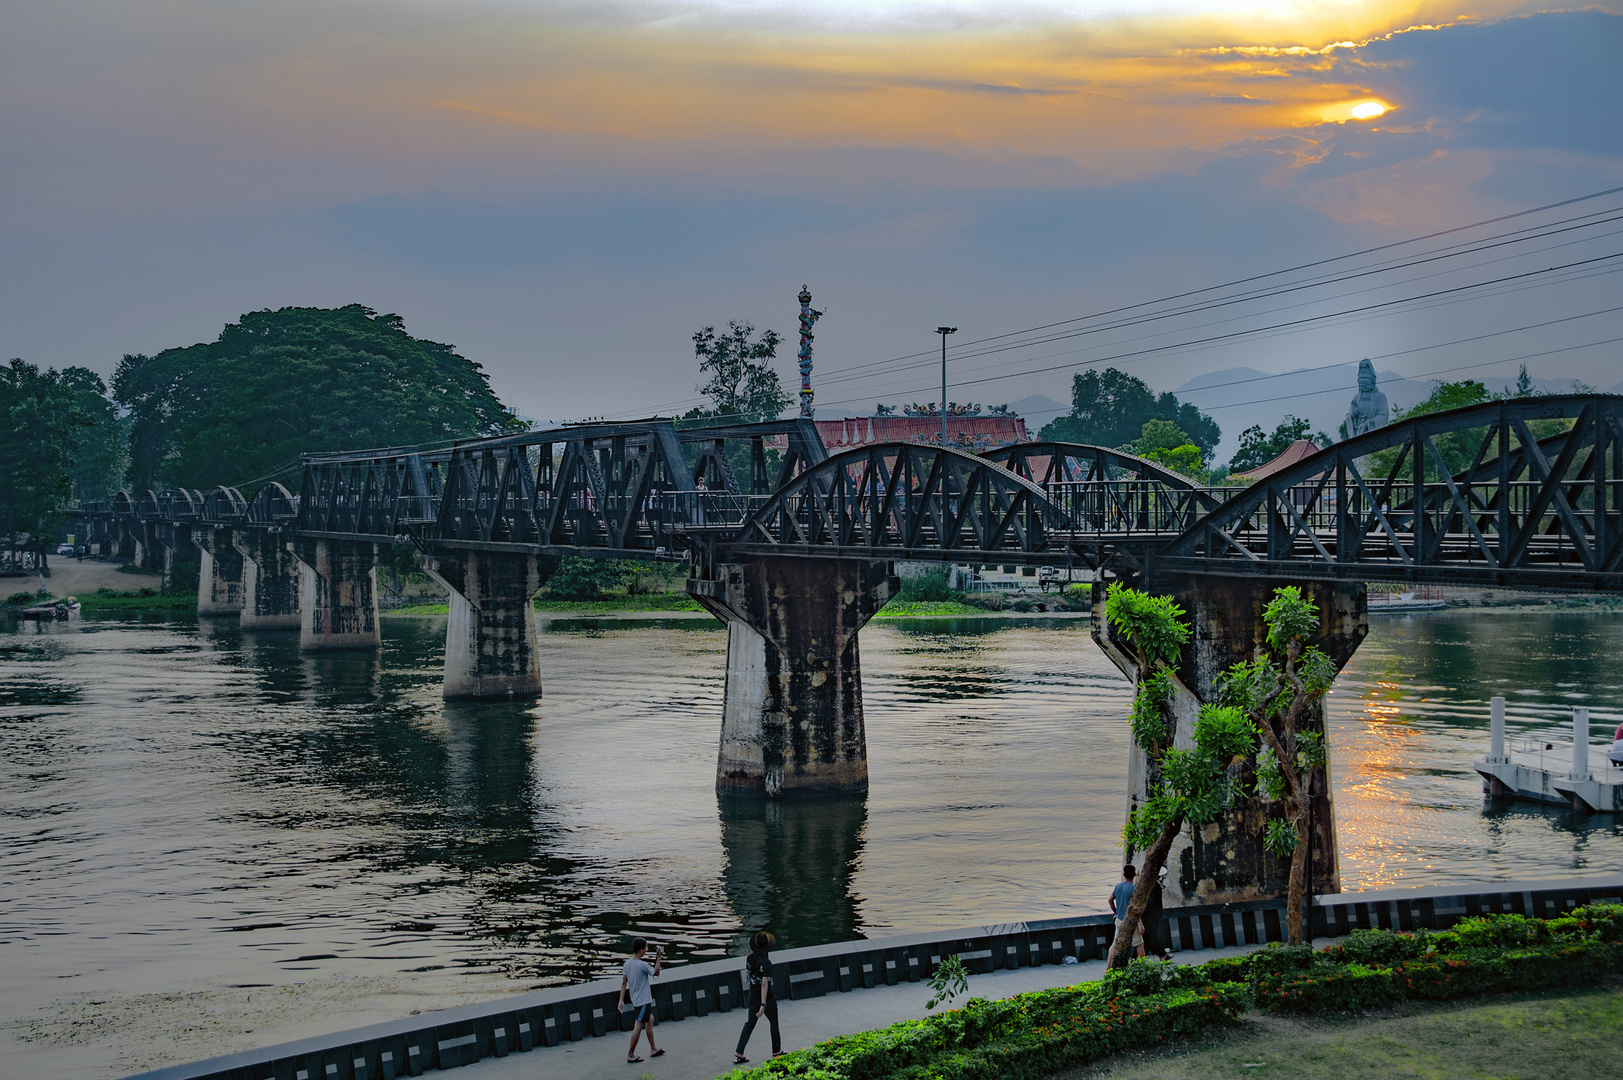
[293,538,382,651]
[423,550,558,700]
[690,555,898,796]
[234,525,302,630]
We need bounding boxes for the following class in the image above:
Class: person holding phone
[733,930,782,1064]
[620,938,665,1064]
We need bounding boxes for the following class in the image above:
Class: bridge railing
[1043,480,1219,535]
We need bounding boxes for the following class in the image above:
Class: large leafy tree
[1040,368,1220,464]
[114,305,522,490]
[1228,415,1331,474]
[684,320,789,425]
[0,359,95,548]
[61,368,125,503]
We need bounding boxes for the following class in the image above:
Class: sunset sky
[3,1,1620,458]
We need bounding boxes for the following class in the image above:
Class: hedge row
[1252,903,1623,1014]
[722,904,1623,1080]
[718,983,1248,1080]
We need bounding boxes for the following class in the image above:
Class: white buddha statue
[1345,359,1390,437]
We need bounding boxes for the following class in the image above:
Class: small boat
[19,596,80,621]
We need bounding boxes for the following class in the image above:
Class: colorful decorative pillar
[797,285,822,419]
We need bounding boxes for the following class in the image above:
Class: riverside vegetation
[718,905,1622,1080]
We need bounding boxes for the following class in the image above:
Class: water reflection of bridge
[75,395,1623,904]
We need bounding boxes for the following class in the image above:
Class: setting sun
[1350,100,1388,120]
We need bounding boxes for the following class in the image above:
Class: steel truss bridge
[80,393,1623,591]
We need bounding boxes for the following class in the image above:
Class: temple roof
[1233,439,1322,482]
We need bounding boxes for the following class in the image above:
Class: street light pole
[936,326,957,446]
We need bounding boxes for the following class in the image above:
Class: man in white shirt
[620,938,665,1064]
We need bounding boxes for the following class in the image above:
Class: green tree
[1132,419,1208,482]
[1364,379,1492,479]
[684,320,789,424]
[114,305,522,491]
[1214,586,1339,946]
[1039,368,1221,464]
[544,557,630,601]
[0,359,94,551]
[1104,584,1254,970]
[1228,415,1330,474]
[60,368,125,504]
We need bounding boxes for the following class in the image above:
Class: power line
[1191,335,1623,413]
[801,185,1623,384]
[810,209,1623,390]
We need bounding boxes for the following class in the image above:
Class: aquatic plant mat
[723,905,1622,1080]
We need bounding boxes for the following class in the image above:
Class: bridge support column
[422,550,558,700]
[1096,575,1367,908]
[234,528,302,630]
[292,539,380,651]
[192,527,245,617]
[132,522,160,572]
[689,556,898,798]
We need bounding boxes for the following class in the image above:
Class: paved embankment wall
[130,875,1623,1080]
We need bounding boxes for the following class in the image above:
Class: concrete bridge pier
[291,539,381,651]
[131,521,161,572]
[1095,574,1367,908]
[156,525,199,593]
[689,556,898,798]
[233,528,302,630]
[421,550,558,700]
[192,527,245,617]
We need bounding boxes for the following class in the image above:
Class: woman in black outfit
[734,931,782,1063]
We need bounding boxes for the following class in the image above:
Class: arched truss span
[727,442,1075,564]
[1152,393,1623,589]
[246,483,297,524]
[981,441,1223,534]
[201,486,248,523]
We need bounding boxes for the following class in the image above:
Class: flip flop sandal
[650,1049,665,1057]
[627,1057,643,1064]
[734,1056,749,1064]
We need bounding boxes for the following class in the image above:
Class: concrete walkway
[466,943,1261,1080]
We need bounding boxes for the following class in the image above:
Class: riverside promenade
[464,943,1255,1080]
[131,876,1623,1080]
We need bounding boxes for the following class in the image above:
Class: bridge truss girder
[1151,394,1623,590]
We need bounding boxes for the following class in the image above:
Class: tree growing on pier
[1105,584,1255,969]
[1214,585,1338,947]
[1105,583,1340,967]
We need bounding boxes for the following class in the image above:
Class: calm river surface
[2,608,1620,1076]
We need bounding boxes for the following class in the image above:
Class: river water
[2,608,1620,1077]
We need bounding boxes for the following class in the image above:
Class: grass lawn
[385,593,707,617]
[1052,986,1622,1080]
[873,599,992,617]
[76,590,199,611]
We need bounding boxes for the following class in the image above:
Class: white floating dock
[1474,697,1623,812]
